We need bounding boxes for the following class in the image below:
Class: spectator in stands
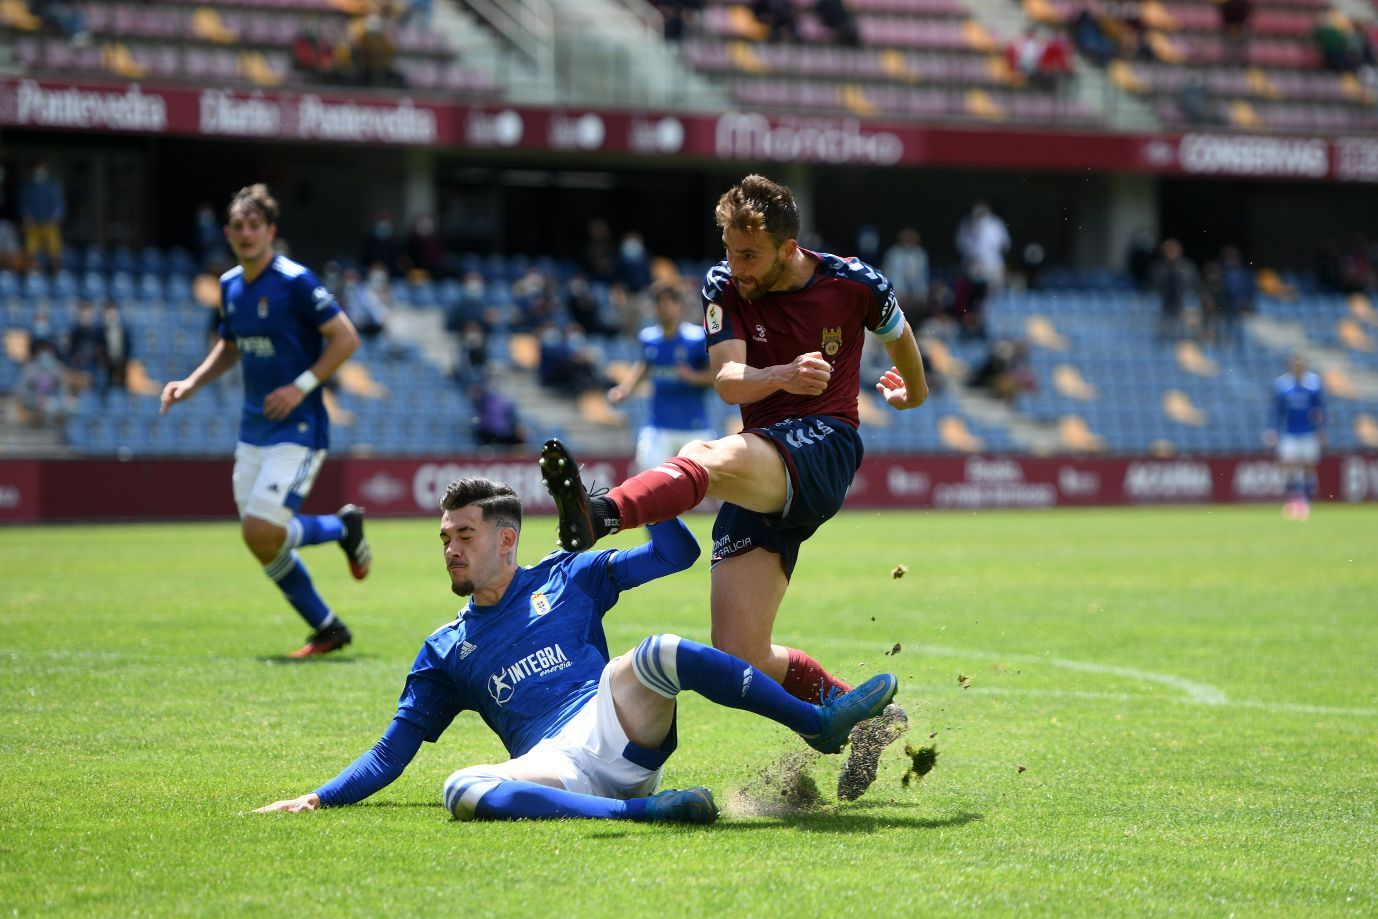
[1218,0,1253,66]
[403,214,447,279]
[360,213,402,277]
[752,0,799,42]
[1009,27,1049,80]
[292,28,339,82]
[469,375,528,450]
[566,274,620,339]
[616,231,653,293]
[1019,241,1047,290]
[16,340,74,427]
[453,319,490,384]
[881,227,930,322]
[345,12,404,87]
[1178,76,1219,126]
[1037,31,1074,90]
[583,218,618,283]
[1214,244,1254,347]
[969,338,1034,405]
[537,322,607,395]
[1312,12,1370,74]
[511,266,558,332]
[100,301,130,391]
[656,0,704,41]
[62,300,105,385]
[29,0,88,44]
[27,303,57,357]
[1149,238,1208,342]
[1127,227,1157,288]
[954,201,1010,338]
[1070,7,1118,66]
[446,270,499,334]
[341,265,392,340]
[19,160,64,271]
[815,0,860,46]
[193,201,231,271]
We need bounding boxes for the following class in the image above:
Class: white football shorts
[232,441,327,527]
[635,426,716,473]
[1277,434,1320,466]
[522,663,664,800]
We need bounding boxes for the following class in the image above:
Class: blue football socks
[265,550,333,629]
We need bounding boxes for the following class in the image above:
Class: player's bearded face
[725,228,789,300]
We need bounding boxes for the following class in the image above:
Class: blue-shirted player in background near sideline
[160,184,371,658]
[608,283,716,472]
[254,477,898,823]
[1264,354,1326,520]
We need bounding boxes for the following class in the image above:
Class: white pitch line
[877,642,1231,706]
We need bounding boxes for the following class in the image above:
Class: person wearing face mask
[160,184,370,660]
[17,340,74,427]
[20,161,65,271]
[360,212,401,277]
[616,231,652,293]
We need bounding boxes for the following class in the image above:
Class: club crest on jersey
[530,592,551,617]
[821,326,842,356]
[706,303,723,334]
[257,297,269,318]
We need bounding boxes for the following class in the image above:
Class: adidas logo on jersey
[459,640,477,659]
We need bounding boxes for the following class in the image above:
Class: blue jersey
[1272,372,1325,435]
[218,256,341,448]
[640,322,709,430]
[393,521,696,758]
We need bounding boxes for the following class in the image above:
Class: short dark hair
[440,478,522,534]
[227,183,280,225]
[715,175,801,247]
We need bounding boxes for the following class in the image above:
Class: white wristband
[293,370,321,394]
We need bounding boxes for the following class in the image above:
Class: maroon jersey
[701,250,903,430]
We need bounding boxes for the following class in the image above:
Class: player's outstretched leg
[800,674,899,755]
[444,768,717,825]
[836,703,910,802]
[288,620,353,659]
[337,504,371,580]
[540,438,608,551]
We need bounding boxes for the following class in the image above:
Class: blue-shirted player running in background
[254,477,898,823]
[608,283,716,472]
[161,184,371,658]
[1264,354,1326,520]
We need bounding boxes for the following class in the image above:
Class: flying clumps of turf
[900,743,939,788]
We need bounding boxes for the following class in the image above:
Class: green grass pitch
[3,504,1376,916]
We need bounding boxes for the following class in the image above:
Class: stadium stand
[2,0,501,94]
[678,0,1092,125]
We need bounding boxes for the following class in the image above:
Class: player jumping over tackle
[255,477,897,823]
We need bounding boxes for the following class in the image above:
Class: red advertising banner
[4,453,1376,523]
[5,77,1378,181]
[0,460,40,523]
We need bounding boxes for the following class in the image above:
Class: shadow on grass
[714,808,982,834]
[255,654,378,665]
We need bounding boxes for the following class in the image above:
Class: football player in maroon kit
[541,174,927,800]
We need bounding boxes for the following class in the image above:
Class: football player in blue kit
[254,477,898,823]
[1263,354,1326,520]
[607,283,716,472]
[160,184,371,658]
